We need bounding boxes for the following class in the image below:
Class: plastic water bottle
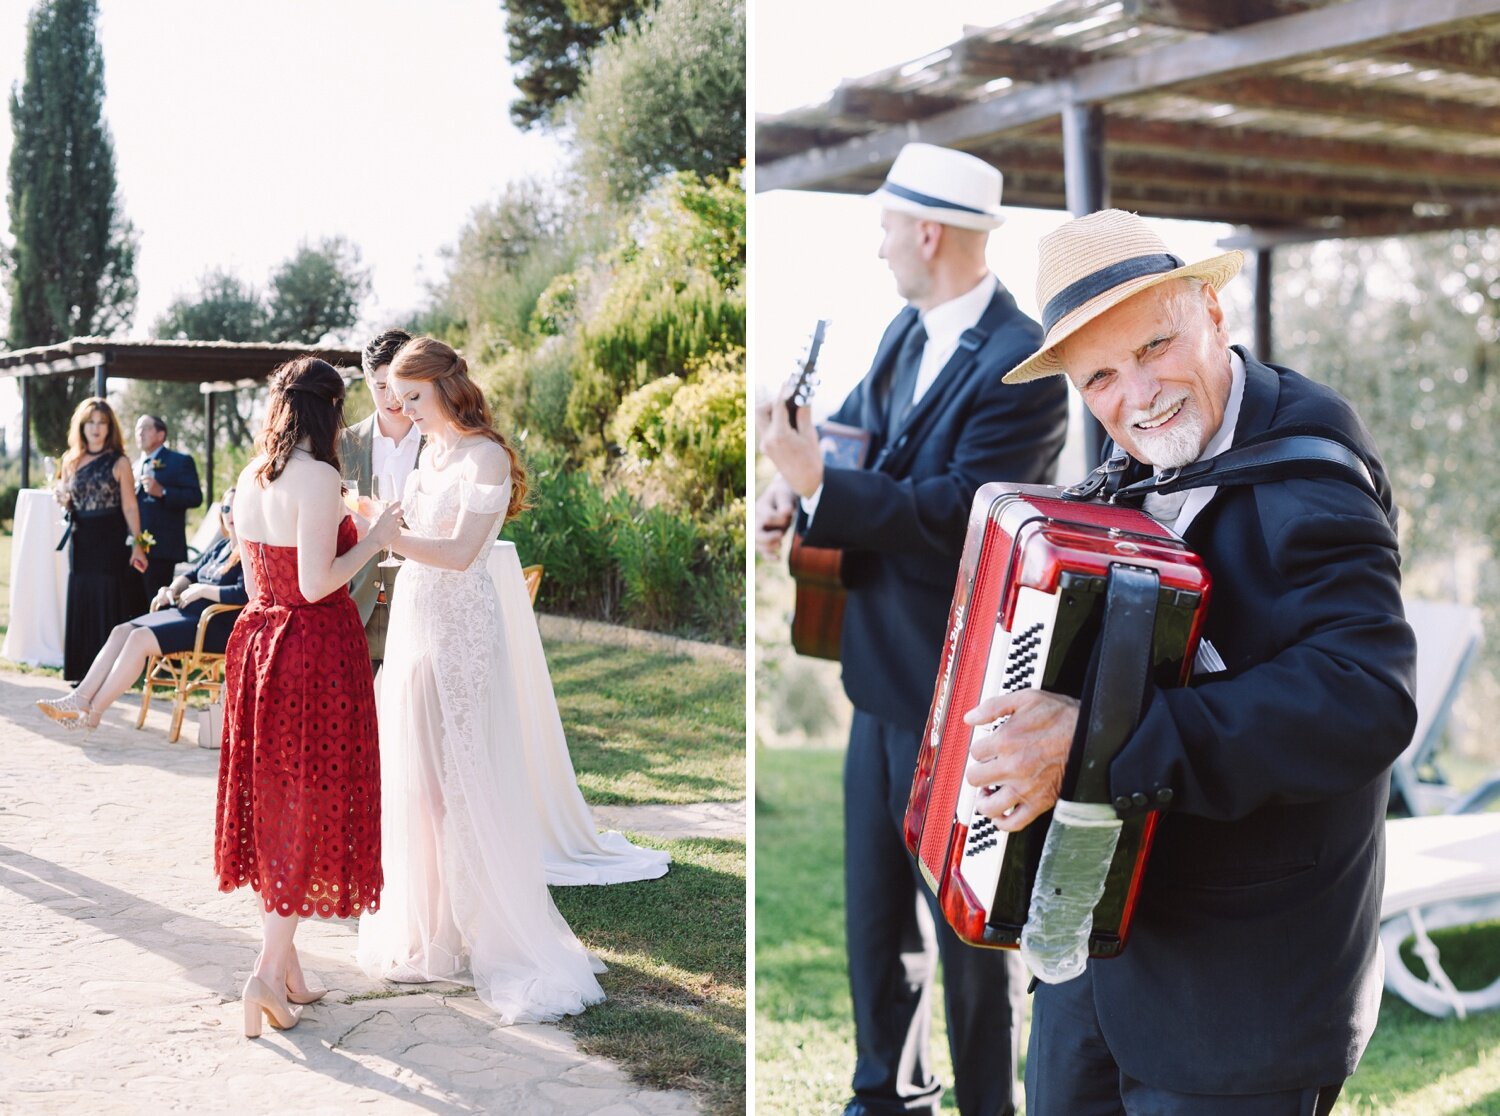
[1019,800,1123,984]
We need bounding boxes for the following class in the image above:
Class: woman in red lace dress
[214,357,402,1037]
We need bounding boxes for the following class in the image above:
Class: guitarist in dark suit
[757,144,1070,1116]
[963,210,1417,1115]
[133,414,203,598]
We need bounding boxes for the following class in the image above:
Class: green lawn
[756,746,1500,1116]
[545,638,745,805]
[555,835,746,1114]
[546,640,746,1110]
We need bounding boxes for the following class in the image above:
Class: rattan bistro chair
[135,602,244,743]
[522,564,544,606]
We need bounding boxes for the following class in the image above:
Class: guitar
[781,321,872,660]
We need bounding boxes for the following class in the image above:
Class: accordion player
[904,482,1211,957]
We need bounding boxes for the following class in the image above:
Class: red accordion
[904,483,1211,954]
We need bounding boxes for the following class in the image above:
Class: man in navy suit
[757,144,1070,1116]
[966,210,1418,1116]
[134,414,203,598]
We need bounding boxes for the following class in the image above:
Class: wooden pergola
[756,0,1500,459]
[0,338,363,500]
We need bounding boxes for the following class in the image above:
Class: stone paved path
[0,668,728,1115]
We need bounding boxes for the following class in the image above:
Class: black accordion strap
[1064,430,1375,506]
[1067,564,1160,805]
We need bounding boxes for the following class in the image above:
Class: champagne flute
[373,473,403,568]
[341,468,362,514]
[43,456,56,486]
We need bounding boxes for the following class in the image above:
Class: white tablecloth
[3,490,68,668]
[486,541,670,886]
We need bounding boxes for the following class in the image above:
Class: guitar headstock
[783,319,829,430]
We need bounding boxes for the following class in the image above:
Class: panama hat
[869,143,1005,231]
[1003,209,1244,383]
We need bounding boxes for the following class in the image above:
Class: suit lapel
[1228,346,1281,446]
[877,287,1016,475]
[355,416,376,496]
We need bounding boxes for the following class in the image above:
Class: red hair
[388,337,530,520]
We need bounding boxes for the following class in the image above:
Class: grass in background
[545,638,744,805]
[757,746,1500,1116]
[555,835,746,1115]
[756,746,958,1114]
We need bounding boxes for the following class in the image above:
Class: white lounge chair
[1387,599,1483,817]
[1381,813,1500,1019]
[1379,597,1498,1019]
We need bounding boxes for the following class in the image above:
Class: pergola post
[94,364,106,400]
[1063,103,1109,468]
[19,375,31,490]
[1063,104,1107,217]
[204,390,216,505]
[1254,247,1273,363]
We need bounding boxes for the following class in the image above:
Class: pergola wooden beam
[951,38,1082,83]
[1221,198,1500,245]
[756,0,1500,193]
[1124,0,1321,33]
[1130,0,1500,81]
[828,86,965,124]
[1,338,362,492]
[1185,74,1500,137]
[1387,31,1500,79]
[1098,115,1500,186]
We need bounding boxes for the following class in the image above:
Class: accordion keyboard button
[1131,792,1149,809]
[1155,788,1174,806]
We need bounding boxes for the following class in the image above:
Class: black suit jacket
[801,284,1070,730]
[136,446,202,562]
[1093,348,1418,1092]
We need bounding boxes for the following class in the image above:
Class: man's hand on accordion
[963,690,1080,832]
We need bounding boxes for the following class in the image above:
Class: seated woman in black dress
[37,490,248,733]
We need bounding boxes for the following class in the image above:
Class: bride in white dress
[355,337,607,1022]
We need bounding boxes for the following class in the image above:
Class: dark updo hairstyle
[388,336,529,520]
[253,357,346,486]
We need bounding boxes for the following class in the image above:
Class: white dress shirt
[371,417,421,498]
[1143,348,1245,678]
[802,273,1000,520]
[135,446,163,499]
[1142,348,1247,537]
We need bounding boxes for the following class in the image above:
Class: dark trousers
[142,555,178,599]
[845,709,1024,1116]
[1026,967,1344,1116]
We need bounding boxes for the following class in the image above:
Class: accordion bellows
[904,483,1211,954]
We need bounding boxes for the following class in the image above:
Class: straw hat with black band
[1003,209,1245,384]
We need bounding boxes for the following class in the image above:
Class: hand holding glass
[372,474,404,568]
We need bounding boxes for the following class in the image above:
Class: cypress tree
[6,0,138,453]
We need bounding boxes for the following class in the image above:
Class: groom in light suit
[339,328,420,669]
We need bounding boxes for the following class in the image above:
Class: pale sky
[0,0,565,437]
[751,0,1248,482]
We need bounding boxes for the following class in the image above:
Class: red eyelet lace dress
[214,515,382,918]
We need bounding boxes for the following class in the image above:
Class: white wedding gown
[356,462,611,1022]
[485,547,670,887]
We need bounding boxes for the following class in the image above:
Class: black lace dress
[63,453,149,682]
